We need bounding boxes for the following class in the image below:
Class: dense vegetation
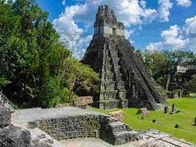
[138,50,196,91]
[0,0,99,108]
[94,96,196,143]
[1,0,195,108]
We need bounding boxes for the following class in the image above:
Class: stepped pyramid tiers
[82,5,167,110]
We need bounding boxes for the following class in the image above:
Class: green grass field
[93,97,196,144]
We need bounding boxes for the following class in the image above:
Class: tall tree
[142,50,196,90]
[0,0,99,107]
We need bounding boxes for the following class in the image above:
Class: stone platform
[11,107,103,126]
[11,107,195,147]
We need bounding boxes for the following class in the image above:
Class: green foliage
[0,77,11,87]
[186,75,196,92]
[142,50,196,89]
[0,0,99,107]
[62,58,100,103]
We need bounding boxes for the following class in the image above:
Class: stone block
[0,125,31,147]
[0,106,11,128]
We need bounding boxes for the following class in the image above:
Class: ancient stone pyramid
[82,5,167,110]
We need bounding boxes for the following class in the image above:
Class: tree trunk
[165,73,171,91]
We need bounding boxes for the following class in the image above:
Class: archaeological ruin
[82,5,168,110]
[1,3,196,147]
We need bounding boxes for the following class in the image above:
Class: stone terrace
[11,107,196,147]
[11,107,103,126]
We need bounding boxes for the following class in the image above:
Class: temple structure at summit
[82,5,167,110]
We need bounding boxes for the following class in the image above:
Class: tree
[163,50,196,90]
[142,50,196,90]
[142,51,167,85]
[0,0,100,107]
[186,74,196,92]
[62,58,100,103]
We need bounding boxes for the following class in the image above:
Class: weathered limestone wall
[28,115,108,140]
[12,107,140,145]
[116,28,124,36]
[93,5,125,38]
[94,26,124,37]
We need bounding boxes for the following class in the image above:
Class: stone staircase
[99,39,128,109]
[99,42,119,109]
[101,121,140,145]
[108,42,127,107]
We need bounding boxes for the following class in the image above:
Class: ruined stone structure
[10,107,196,147]
[82,5,168,110]
[12,107,140,146]
[0,91,16,112]
[94,6,124,37]
[0,106,31,147]
[168,65,196,98]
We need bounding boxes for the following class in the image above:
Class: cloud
[75,35,92,58]
[140,0,147,8]
[146,42,163,52]
[176,0,192,7]
[146,15,196,53]
[62,0,66,6]
[105,0,157,26]
[161,25,189,49]
[53,4,86,52]
[124,29,134,40]
[146,25,189,51]
[185,16,196,37]
[53,0,158,58]
[158,0,173,22]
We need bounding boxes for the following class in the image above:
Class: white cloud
[176,0,192,7]
[53,0,158,58]
[185,16,196,37]
[124,29,134,44]
[74,35,92,58]
[146,42,163,52]
[140,0,147,8]
[188,38,196,53]
[145,14,196,53]
[62,0,66,6]
[146,25,189,52]
[53,4,86,53]
[161,25,189,49]
[158,0,173,22]
[108,0,157,26]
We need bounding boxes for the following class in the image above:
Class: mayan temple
[82,5,168,110]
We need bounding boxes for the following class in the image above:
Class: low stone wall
[11,107,141,145]
[28,115,108,140]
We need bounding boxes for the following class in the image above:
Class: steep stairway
[99,42,120,109]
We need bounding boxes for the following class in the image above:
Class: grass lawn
[93,97,196,144]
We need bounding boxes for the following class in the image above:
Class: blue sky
[36,0,196,58]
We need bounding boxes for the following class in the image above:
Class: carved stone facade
[82,5,168,110]
[94,5,124,38]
